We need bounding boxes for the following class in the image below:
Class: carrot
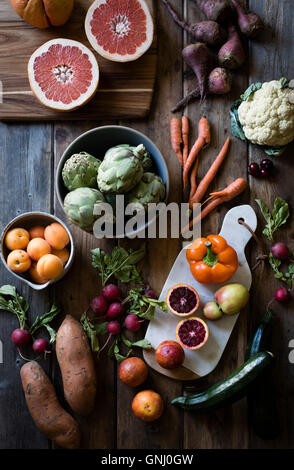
[189,157,199,202]
[182,177,247,234]
[191,137,230,204]
[183,117,210,188]
[170,118,183,166]
[182,116,189,165]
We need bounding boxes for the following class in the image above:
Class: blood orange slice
[28,39,99,111]
[85,0,154,62]
[175,317,209,351]
[166,284,199,317]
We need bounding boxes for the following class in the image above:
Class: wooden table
[0,0,293,449]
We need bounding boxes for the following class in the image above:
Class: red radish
[125,314,142,332]
[172,67,232,112]
[182,43,213,103]
[144,288,157,299]
[162,0,225,47]
[101,284,121,302]
[105,302,124,319]
[106,321,121,335]
[275,287,290,303]
[33,338,48,354]
[231,0,264,38]
[90,296,108,315]
[193,0,232,22]
[11,329,31,347]
[218,22,246,69]
[271,243,290,261]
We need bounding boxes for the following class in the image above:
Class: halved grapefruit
[175,317,209,350]
[166,284,199,317]
[85,0,154,62]
[28,39,99,111]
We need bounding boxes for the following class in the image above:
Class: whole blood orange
[132,390,163,422]
[28,39,99,111]
[118,357,148,387]
[156,341,185,369]
[175,317,209,351]
[85,0,154,62]
[10,0,74,29]
[166,284,199,317]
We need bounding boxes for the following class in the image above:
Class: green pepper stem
[203,241,218,267]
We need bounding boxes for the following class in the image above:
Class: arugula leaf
[230,99,246,141]
[29,304,60,340]
[241,82,262,101]
[91,244,146,286]
[256,198,290,240]
[0,285,29,329]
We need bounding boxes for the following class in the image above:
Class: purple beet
[231,0,264,38]
[172,67,232,112]
[162,0,225,47]
[182,43,213,103]
[193,0,232,22]
[218,22,246,69]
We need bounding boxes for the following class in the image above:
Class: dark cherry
[260,159,274,172]
[260,168,270,178]
[248,162,260,177]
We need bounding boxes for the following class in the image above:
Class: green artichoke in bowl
[97,145,146,194]
[126,172,166,211]
[105,144,153,171]
[62,152,101,191]
[64,187,106,232]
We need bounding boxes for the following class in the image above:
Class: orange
[166,284,199,317]
[175,317,209,351]
[132,390,164,422]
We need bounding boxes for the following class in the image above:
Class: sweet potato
[20,361,80,449]
[56,315,97,416]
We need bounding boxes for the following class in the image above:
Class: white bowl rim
[0,211,75,291]
[55,125,170,239]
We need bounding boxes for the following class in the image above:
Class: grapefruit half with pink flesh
[28,39,99,111]
[175,317,209,350]
[85,0,154,63]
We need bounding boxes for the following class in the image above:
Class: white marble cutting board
[143,205,257,380]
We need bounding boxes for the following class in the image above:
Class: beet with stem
[182,43,214,103]
[162,0,225,47]
[218,22,246,69]
[172,67,232,112]
[231,0,264,38]
[193,0,232,22]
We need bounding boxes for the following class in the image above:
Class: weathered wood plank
[0,122,53,449]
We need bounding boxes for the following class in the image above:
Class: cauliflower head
[238,80,294,147]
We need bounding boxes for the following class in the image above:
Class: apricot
[51,247,70,266]
[5,228,30,250]
[155,340,185,370]
[7,250,31,273]
[37,254,63,280]
[118,357,148,387]
[29,263,48,285]
[132,390,164,422]
[27,238,51,261]
[44,223,69,250]
[29,225,45,239]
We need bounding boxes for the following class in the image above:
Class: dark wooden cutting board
[0,0,156,120]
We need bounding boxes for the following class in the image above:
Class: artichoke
[97,145,145,194]
[126,172,166,211]
[62,152,101,191]
[64,187,106,232]
[105,144,153,171]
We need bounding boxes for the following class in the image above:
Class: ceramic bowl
[56,125,169,238]
[0,212,74,291]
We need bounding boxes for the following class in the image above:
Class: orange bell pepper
[186,235,238,284]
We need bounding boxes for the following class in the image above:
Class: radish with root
[231,0,264,38]
[193,0,232,22]
[162,0,225,47]
[172,67,232,112]
[218,22,246,69]
[182,43,213,103]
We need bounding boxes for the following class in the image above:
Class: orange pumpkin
[10,0,74,29]
[186,235,238,284]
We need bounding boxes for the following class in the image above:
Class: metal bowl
[0,212,74,291]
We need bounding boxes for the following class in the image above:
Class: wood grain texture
[0,0,156,120]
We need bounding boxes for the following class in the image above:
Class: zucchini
[171,352,273,411]
[246,310,279,439]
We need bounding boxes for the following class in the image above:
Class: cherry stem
[238,219,267,271]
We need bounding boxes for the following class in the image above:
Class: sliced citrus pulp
[166,284,199,317]
[175,317,209,350]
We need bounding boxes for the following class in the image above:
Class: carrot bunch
[170,116,247,232]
